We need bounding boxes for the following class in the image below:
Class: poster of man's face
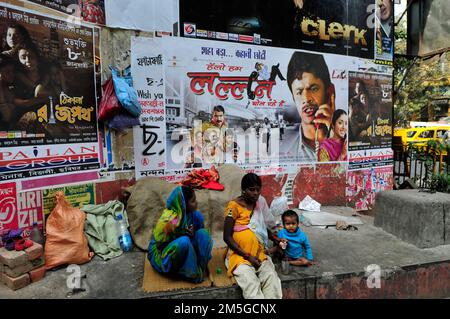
[375,0,394,61]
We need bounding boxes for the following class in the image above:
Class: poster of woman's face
[0,4,98,146]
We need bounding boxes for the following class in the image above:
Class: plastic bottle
[30,222,44,245]
[116,214,133,252]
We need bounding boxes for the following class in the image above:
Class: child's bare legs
[288,257,313,266]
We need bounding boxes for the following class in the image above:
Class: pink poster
[346,166,393,211]
[0,182,44,239]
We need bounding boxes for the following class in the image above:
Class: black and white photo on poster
[0,4,101,181]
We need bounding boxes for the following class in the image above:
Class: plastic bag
[108,110,140,131]
[299,195,321,212]
[270,196,289,217]
[122,66,134,87]
[98,77,121,122]
[110,65,141,118]
[45,192,94,270]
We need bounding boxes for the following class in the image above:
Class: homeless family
[147,173,314,299]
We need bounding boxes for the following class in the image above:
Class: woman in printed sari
[223,173,282,299]
[318,109,348,162]
[148,186,213,283]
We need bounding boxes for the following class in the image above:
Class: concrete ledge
[2,208,449,299]
[145,261,450,299]
[374,190,450,248]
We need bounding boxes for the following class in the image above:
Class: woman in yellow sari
[223,173,282,299]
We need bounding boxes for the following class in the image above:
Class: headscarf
[152,186,189,249]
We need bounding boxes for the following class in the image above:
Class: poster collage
[133,0,395,210]
[0,1,103,236]
[0,0,394,238]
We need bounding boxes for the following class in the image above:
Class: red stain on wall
[95,179,135,204]
[293,164,346,207]
[260,174,288,207]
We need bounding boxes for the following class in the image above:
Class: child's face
[283,215,299,233]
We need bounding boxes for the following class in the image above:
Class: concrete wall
[374,190,450,248]
[149,261,450,299]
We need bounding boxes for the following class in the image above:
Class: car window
[437,130,447,138]
[418,130,434,138]
[406,131,417,138]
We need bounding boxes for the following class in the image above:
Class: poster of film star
[158,36,351,170]
[0,4,100,181]
[348,71,392,151]
[0,5,99,146]
[179,0,375,59]
[346,166,393,211]
[27,0,106,25]
[375,0,394,62]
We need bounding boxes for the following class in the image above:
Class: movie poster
[348,71,392,151]
[349,148,393,170]
[346,166,393,211]
[27,0,106,25]
[375,0,394,62]
[0,182,44,239]
[179,0,375,59]
[153,36,351,171]
[0,4,101,182]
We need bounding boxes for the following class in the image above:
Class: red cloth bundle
[181,166,224,191]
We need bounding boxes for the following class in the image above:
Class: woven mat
[207,247,236,288]
[142,247,235,293]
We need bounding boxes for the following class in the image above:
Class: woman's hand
[246,255,261,269]
[339,139,347,160]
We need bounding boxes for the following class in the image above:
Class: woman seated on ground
[148,186,213,283]
[223,173,282,299]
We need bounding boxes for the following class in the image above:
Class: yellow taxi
[396,126,450,151]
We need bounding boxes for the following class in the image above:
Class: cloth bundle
[181,166,224,191]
